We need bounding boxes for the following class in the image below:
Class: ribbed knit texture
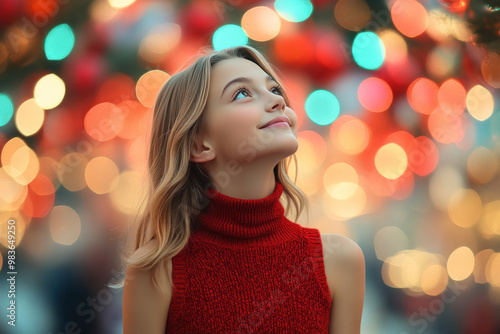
[166,181,331,333]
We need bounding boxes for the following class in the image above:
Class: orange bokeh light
[116,100,150,140]
[358,77,393,112]
[407,136,439,176]
[428,107,465,144]
[136,70,170,108]
[20,173,55,218]
[84,102,124,142]
[438,79,467,115]
[241,6,281,42]
[407,77,439,115]
[391,0,428,38]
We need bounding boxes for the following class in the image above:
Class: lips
[260,116,290,129]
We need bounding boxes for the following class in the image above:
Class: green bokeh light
[212,25,248,51]
[352,32,385,70]
[305,90,340,126]
[274,0,313,22]
[44,23,75,61]
[0,93,14,127]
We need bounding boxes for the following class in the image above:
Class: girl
[121,45,365,333]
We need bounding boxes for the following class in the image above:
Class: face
[200,58,298,165]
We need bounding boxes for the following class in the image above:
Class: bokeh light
[421,264,448,296]
[330,115,370,155]
[378,29,408,64]
[322,184,366,219]
[136,70,170,108]
[15,99,45,136]
[475,249,495,283]
[212,24,248,51]
[0,93,14,126]
[375,143,408,180]
[447,246,475,281]
[429,166,464,210]
[295,131,327,172]
[334,0,371,32]
[481,51,500,88]
[108,0,136,9]
[34,73,66,109]
[448,188,482,228]
[352,32,385,70]
[305,90,340,125]
[407,77,439,115]
[485,253,500,286]
[0,171,28,213]
[407,136,439,176]
[241,6,281,42]
[138,24,181,64]
[274,0,313,22]
[57,153,88,192]
[467,146,497,184]
[44,24,75,61]
[84,102,124,142]
[23,173,55,218]
[438,78,467,115]
[288,131,327,195]
[480,201,500,238]
[49,205,81,246]
[391,0,428,38]
[358,77,393,112]
[428,107,465,144]
[466,85,494,121]
[382,249,446,293]
[323,163,359,200]
[427,45,459,79]
[109,170,145,215]
[85,156,120,194]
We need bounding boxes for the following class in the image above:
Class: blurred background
[0,0,499,333]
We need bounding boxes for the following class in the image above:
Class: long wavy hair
[114,45,308,293]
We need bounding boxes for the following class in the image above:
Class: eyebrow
[220,75,278,98]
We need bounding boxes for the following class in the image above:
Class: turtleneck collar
[192,181,303,247]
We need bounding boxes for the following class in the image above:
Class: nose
[266,92,286,113]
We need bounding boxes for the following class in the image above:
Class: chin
[271,137,299,159]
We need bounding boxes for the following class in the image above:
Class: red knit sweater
[166,181,331,333]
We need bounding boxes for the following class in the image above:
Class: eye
[234,88,251,100]
[270,86,283,96]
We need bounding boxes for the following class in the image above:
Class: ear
[190,137,215,163]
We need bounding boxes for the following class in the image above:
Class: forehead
[210,58,269,88]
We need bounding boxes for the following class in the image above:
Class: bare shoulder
[122,241,173,334]
[320,234,365,294]
[320,233,364,263]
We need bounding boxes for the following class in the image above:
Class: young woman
[121,45,365,333]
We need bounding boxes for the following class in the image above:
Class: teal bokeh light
[0,93,14,127]
[305,90,340,126]
[212,25,248,51]
[274,0,313,22]
[352,32,385,70]
[44,23,75,60]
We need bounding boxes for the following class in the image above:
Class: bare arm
[324,234,365,334]
[122,255,172,334]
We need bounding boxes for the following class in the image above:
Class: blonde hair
[114,45,308,293]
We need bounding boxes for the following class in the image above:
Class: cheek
[210,107,260,143]
[285,107,298,135]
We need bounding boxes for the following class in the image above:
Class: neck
[205,158,281,199]
[192,180,303,247]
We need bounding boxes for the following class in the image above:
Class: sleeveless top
[166,181,331,333]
